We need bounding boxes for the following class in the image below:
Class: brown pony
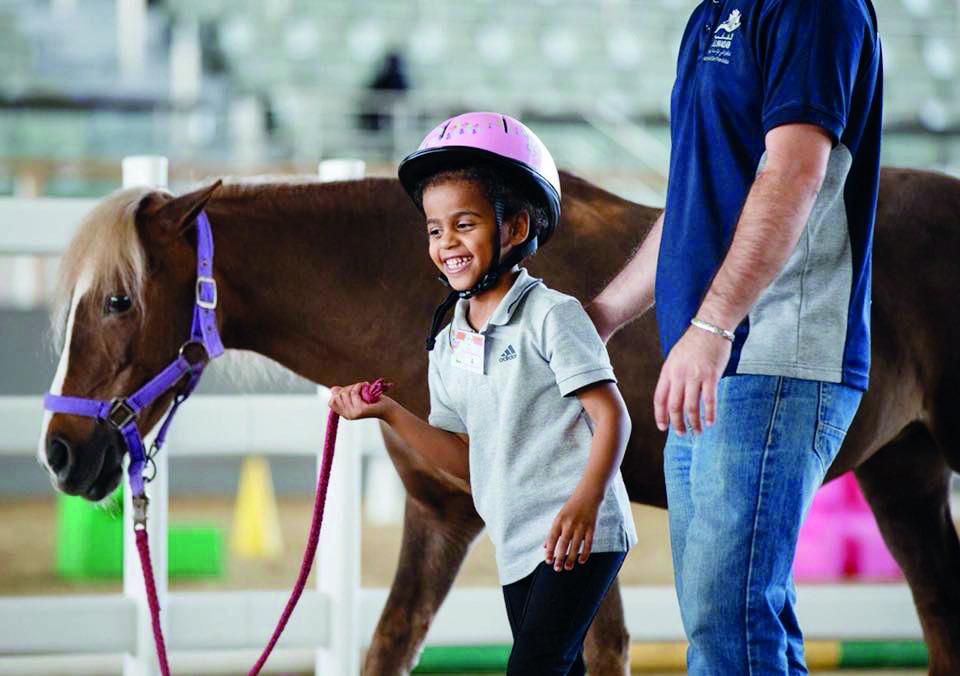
[39,169,960,674]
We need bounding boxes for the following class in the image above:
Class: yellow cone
[231,456,284,559]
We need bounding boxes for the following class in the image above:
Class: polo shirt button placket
[701,1,722,56]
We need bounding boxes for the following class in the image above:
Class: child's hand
[544,490,601,571]
[328,382,393,420]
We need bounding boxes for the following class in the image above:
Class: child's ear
[509,211,530,244]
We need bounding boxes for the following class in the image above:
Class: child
[330,112,636,675]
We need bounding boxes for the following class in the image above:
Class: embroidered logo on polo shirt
[498,345,518,363]
[715,10,741,34]
[704,9,740,65]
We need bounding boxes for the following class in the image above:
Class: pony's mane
[213,349,304,390]
[196,174,335,200]
[52,186,158,347]
[217,174,322,187]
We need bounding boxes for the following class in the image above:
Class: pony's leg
[363,425,484,675]
[855,424,960,675]
[363,492,484,675]
[582,576,631,675]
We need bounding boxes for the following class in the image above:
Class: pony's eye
[105,295,132,315]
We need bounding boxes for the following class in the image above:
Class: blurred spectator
[358,50,410,135]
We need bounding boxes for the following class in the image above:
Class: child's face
[423,179,528,292]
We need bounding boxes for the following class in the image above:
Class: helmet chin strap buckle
[458,273,500,299]
[437,271,503,300]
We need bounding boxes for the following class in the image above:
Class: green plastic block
[55,487,223,579]
[56,489,124,578]
[839,640,928,668]
[413,645,511,673]
[169,526,223,577]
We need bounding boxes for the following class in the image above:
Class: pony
[39,168,960,674]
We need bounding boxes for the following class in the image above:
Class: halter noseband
[44,211,224,520]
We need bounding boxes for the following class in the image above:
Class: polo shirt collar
[452,268,543,333]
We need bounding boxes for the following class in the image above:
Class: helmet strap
[487,199,504,277]
[425,290,460,351]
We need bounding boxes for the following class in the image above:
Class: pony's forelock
[49,176,342,354]
[51,186,161,350]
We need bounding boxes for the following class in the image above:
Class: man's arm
[655,123,833,435]
[587,211,663,342]
[695,123,832,332]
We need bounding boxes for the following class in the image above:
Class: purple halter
[44,211,224,511]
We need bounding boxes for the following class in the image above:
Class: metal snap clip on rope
[132,494,149,529]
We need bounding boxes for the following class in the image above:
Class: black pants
[502,551,626,675]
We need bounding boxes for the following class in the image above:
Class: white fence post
[313,160,365,675]
[315,387,362,675]
[122,156,169,189]
[316,157,404,530]
[121,158,170,676]
[123,446,169,676]
[317,159,365,182]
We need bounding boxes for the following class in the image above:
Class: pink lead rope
[134,378,392,676]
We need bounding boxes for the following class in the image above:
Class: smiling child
[329,112,636,675]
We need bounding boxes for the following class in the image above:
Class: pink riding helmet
[398,112,562,246]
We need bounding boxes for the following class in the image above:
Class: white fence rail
[0,198,98,255]
[0,158,923,675]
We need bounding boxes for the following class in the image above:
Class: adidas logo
[498,345,518,363]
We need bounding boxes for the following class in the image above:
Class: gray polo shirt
[428,269,637,585]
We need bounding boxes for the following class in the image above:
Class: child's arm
[544,381,631,571]
[329,383,470,482]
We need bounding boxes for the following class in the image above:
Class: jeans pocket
[813,420,847,472]
[812,382,859,471]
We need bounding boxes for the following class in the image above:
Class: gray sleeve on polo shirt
[427,346,468,434]
[541,299,617,397]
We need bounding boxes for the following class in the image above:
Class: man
[588,1,883,673]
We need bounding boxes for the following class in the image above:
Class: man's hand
[653,326,732,435]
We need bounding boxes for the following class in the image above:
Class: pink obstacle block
[794,473,903,582]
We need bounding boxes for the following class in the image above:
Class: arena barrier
[0,158,924,675]
[409,640,929,673]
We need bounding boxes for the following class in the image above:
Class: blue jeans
[664,375,861,676]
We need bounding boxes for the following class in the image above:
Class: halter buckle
[107,398,137,428]
[196,276,217,310]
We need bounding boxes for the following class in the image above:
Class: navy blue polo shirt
[656,0,883,390]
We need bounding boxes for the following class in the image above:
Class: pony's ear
[139,180,222,241]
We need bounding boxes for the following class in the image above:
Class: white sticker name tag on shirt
[451,329,485,375]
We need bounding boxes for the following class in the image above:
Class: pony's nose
[46,434,71,476]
